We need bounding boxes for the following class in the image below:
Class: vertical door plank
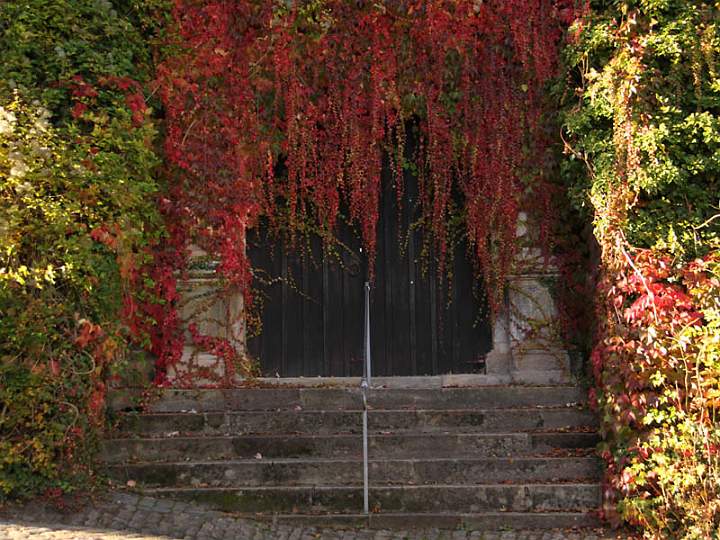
[335,215,364,377]
[283,247,305,377]
[407,198,418,376]
[322,249,330,376]
[325,246,345,377]
[248,229,284,377]
[370,192,388,377]
[302,236,325,376]
[381,175,395,377]
[281,248,288,376]
[429,256,439,374]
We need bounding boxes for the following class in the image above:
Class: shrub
[559,1,720,537]
[0,0,167,499]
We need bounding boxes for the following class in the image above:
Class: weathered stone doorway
[176,142,570,385]
[247,138,493,378]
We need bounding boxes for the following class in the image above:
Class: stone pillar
[485,213,571,384]
[483,291,512,383]
[166,244,247,386]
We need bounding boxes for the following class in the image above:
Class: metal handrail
[361,281,372,516]
[365,282,372,388]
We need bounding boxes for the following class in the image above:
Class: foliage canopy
[0,0,166,499]
[559,1,720,537]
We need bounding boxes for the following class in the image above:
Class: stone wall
[171,216,575,385]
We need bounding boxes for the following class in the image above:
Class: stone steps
[106,456,599,487]
[258,511,599,530]
[101,432,599,463]
[111,386,588,413]
[112,407,596,436]
[104,384,601,530]
[138,484,601,514]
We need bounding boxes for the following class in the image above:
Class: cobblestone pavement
[0,492,631,540]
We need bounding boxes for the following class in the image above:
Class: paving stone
[0,491,629,540]
[136,497,156,510]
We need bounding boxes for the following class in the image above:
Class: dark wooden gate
[247,139,492,377]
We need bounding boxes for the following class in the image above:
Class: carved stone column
[485,212,571,384]
[165,244,247,385]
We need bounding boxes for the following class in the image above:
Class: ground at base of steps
[0,491,635,540]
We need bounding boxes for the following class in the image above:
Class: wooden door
[247,138,492,377]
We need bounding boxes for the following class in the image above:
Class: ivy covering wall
[0,0,168,499]
[559,1,720,537]
[151,0,571,386]
[1,1,719,537]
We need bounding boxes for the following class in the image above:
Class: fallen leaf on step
[254,452,263,459]
[126,480,137,488]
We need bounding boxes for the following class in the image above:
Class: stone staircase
[103,385,601,531]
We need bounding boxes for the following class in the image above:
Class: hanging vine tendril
[150,0,578,385]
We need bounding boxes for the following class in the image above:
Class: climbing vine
[154,0,576,384]
[0,0,168,499]
[559,1,720,537]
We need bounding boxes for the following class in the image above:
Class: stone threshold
[249,374,513,389]
[247,371,574,388]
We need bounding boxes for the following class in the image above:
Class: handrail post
[364,281,372,386]
[361,281,371,516]
[361,383,369,516]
